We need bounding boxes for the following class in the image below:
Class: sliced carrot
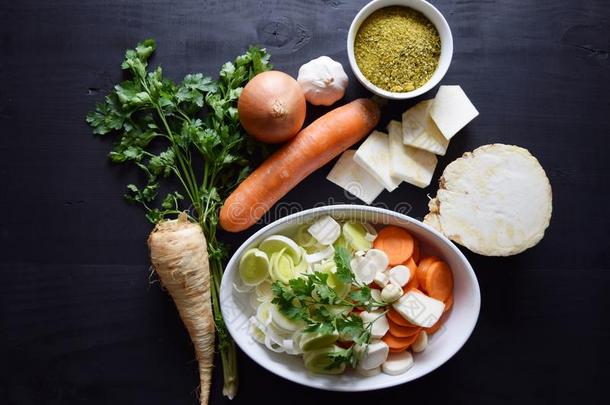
[424,260,454,302]
[444,294,454,313]
[382,331,418,350]
[411,238,420,264]
[373,226,415,266]
[387,308,415,327]
[402,262,419,292]
[388,320,421,338]
[416,256,439,291]
[389,347,407,353]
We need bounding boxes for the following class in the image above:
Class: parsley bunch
[86,39,272,397]
[272,247,386,369]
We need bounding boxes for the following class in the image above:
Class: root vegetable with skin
[148,213,214,405]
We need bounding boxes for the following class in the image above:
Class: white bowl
[220,205,480,391]
[347,0,454,100]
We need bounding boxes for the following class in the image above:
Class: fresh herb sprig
[86,39,272,397]
[271,246,387,369]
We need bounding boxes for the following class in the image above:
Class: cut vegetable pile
[235,216,454,376]
[327,85,478,203]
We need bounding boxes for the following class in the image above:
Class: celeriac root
[148,212,215,405]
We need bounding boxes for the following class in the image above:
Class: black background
[1,0,609,404]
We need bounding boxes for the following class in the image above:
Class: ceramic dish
[220,205,480,391]
[346,0,453,100]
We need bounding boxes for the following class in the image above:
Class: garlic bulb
[297,56,348,106]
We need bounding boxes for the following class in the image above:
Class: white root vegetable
[424,144,553,256]
[148,213,215,405]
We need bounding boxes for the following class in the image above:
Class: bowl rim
[346,0,454,100]
[220,204,480,391]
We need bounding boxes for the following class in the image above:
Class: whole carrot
[220,98,381,232]
[148,213,215,405]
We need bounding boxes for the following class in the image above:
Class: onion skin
[238,71,306,143]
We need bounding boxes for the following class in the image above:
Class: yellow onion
[238,71,306,143]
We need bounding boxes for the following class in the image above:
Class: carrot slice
[373,226,415,266]
[424,260,454,302]
[444,294,454,313]
[382,331,419,350]
[389,347,407,353]
[387,308,415,327]
[416,256,439,291]
[404,257,417,275]
[388,320,421,338]
[411,238,420,264]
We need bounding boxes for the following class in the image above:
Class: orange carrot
[387,308,417,328]
[373,226,415,265]
[388,320,421,338]
[219,98,380,232]
[416,256,438,289]
[382,331,419,350]
[411,238,420,264]
[444,294,454,313]
[424,260,454,302]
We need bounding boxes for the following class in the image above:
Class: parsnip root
[148,212,215,405]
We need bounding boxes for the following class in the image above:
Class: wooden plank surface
[1,0,609,403]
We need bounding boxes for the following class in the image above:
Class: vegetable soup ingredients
[393,290,445,328]
[373,225,415,265]
[354,6,441,93]
[220,98,381,232]
[387,120,438,188]
[297,56,349,106]
[382,351,414,375]
[238,71,306,143]
[326,150,385,204]
[424,144,553,256]
[430,85,479,140]
[87,39,274,400]
[353,130,401,191]
[402,100,448,155]
[235,218,455,376]
[148,213,214,405]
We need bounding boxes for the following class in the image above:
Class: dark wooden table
[1,0,609,403]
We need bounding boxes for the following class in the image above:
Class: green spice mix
[355,6,441,93]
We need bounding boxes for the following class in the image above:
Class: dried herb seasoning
[354,6,441,93]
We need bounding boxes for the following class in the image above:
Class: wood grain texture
[1,0,609,404]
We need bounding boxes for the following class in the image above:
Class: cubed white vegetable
[392,291,445,328]
[326,150,385,204]
[307,215,341,245]
[412,331,428,353]
[359,311,390,339]
[382,351,414,376]
[401,100,449,156]
[388,120,438,188]
[373,270,389,288]
[354,131,402,192]
[381,283,403,303]
[358,340,389,370]
[388,265,410,287]
[430,85,479,140]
